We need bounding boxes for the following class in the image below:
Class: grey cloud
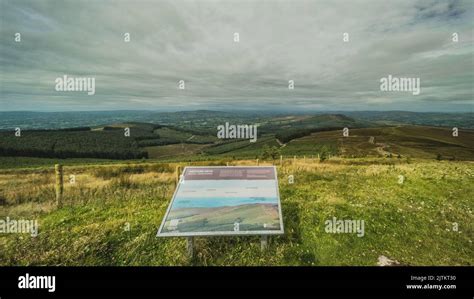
[0,0,472,112]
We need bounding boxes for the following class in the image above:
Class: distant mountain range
[0,110,473,130]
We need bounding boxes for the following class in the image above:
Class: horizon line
[0,109,472,114]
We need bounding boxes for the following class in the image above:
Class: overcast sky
[0,0,473,112]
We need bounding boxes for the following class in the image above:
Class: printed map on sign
[157,166,284,236]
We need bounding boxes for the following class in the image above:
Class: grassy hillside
[204,135,280,157]
[2,125,473,170]
[294,126,474,160]
[145,143,209,159]
[162,203,280,233]
[0,158,472,266]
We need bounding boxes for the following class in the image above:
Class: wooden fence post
[175,165,181,185]
[280,155,283,165]
[256,159,259,166]
[55,164,63,208]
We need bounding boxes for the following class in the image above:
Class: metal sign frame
[157,166,284,237]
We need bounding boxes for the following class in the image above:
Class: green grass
[204,135,279,157]
[0,156,114,170]
[145,143,209,159]
[0,158,472,266]
[154,127,216,144]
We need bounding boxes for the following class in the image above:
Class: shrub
[261,145,281,160]
[111,174,137,189]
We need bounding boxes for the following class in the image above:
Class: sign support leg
[260,235,268,251]
[186,237,194,258]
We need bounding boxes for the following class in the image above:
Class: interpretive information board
[157,166,284,237]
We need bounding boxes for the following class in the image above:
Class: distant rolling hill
[1,111,473,163]
[285,126,474,160]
